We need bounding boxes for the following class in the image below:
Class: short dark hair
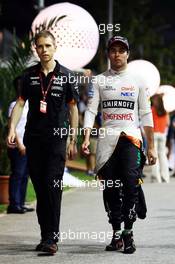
[34,30,56,46]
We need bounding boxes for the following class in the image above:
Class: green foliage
[116,0,175,84]
[87,0,175,84]
[26,180,36,202]
[71,170,93,182]
[0,36,31,175]
[0,204,7,213]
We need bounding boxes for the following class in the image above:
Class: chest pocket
[102,89,121,101]
[29,79,41,98]
[49,84,65,106]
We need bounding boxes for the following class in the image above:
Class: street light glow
[157,85,175,112]
[31,3,99,70]
[128,60,160,96]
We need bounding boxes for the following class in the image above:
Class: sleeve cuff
[140,112,154,127]
[18,96,26,102]
[83,110,96,129]
[68,99,76,105]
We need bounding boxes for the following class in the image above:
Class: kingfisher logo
[103,112,133,121]
[121,92,135,97]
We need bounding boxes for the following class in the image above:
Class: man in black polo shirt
[7,30,79,254]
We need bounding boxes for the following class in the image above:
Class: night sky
[0,0,102,38]
[0,0,174,39]
[0,0,174,81]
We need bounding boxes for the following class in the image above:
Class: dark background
[0,0,175,81]
[0,0,107,37]
[0,0,174,38]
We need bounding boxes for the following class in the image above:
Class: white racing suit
[84,67,153,230]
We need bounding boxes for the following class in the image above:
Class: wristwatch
[70,137,77,144]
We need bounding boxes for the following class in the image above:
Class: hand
[67,142,77,160]
[18,144,26,156]
[147,147,157,165]
[81,140,90,155]
[7,130,17,148]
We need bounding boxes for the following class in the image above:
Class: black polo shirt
[20,60,79,138]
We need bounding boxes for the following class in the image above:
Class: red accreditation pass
[40,100,47,113]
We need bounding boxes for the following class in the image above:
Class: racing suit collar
[109,67,128,76]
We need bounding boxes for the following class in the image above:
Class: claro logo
[121,86,135,91]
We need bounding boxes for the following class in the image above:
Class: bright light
[31,3,99,70]
[128,60,160,96]
[157,85,175,112]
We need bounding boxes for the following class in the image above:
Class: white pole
[108,0,113,69]
[38,0,45,10]
[108,0,113,40]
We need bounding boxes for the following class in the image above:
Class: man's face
[108,42,129,71]
[35,36,56,63]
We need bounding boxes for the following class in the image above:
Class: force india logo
[103,112,133,121]
[102,100,135,110]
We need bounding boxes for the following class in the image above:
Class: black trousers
[99,136,144,230]
[24,135,66,242]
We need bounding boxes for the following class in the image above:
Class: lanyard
[39,73,55,101]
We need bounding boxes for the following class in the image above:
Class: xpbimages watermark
[53,73,121,86]
[53,126,123,139]
[53,178,121,191]
[98,23,121,34]
[53,230,119,243]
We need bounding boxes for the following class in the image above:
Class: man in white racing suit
[82,36,156,254]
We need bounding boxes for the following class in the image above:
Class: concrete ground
[0,172,175,264]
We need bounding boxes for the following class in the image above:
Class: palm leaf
[30,15,67,41]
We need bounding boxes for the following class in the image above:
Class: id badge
[40,100,47,113]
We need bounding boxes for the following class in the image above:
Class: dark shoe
[41,239,58,254]
[105,232,123,251]
[7,206,26,214]
[35,240,45,251]
[122,231,136,254]
[22,206,35,212]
